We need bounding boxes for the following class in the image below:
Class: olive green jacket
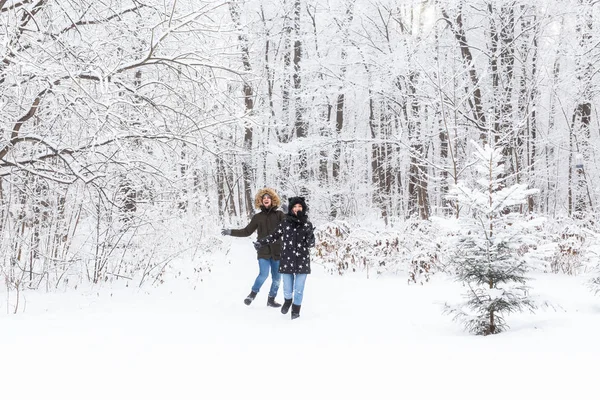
[230,207,285,260]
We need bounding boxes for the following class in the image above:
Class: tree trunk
[570,0,594,218]
[229,1,254,216]
[407,72,430,220]
[292,0,308,196]
[441,5,487,141]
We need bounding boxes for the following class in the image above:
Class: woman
[221,188,285,307]
[254,197,315,319]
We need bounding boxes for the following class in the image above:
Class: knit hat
[287,196,308,213]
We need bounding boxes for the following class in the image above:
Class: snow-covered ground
[2,240,598,399]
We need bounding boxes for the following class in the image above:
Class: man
[221,188,286,307]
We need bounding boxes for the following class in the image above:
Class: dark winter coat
[230,188,285,260]
[259,214,315,274]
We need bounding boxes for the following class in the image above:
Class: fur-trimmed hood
[254,188,282,209]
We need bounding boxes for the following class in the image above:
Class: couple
[221,188,315,320]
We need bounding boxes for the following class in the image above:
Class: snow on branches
[443,142,543,336]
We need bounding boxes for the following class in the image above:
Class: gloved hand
[253,241,262,250]
[303,224,315,233]
[221,229,231,236]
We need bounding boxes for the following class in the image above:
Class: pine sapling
[444,143,539,335]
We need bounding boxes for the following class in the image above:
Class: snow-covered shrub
[404,220,442,284]
[545,219,600,275]
[541,219,600,295]
[588,237,600,295]
[314,221,394,278]
[560,224,600,295]
[53,196,226,291]
[313,220,442,282]
[115,211,227,289]
[549,221,585,274]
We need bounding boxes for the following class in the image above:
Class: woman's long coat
[259,215,315,274]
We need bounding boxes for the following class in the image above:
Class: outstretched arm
[229,215,259,237]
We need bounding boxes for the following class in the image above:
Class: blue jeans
[282,273,308,305]
[251,258,281,298]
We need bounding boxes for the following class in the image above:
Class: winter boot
[267,296,281,308]
[244,291,257,306]
[291,304,301,320]
[281,298,293,314]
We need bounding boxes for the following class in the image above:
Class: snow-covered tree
[0,0,236,289]
[445,143,540,335]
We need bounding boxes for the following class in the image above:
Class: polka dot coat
[258,215,315,274]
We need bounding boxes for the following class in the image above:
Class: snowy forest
[2,0,600,333]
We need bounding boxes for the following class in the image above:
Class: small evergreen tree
[445,143,539,335]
